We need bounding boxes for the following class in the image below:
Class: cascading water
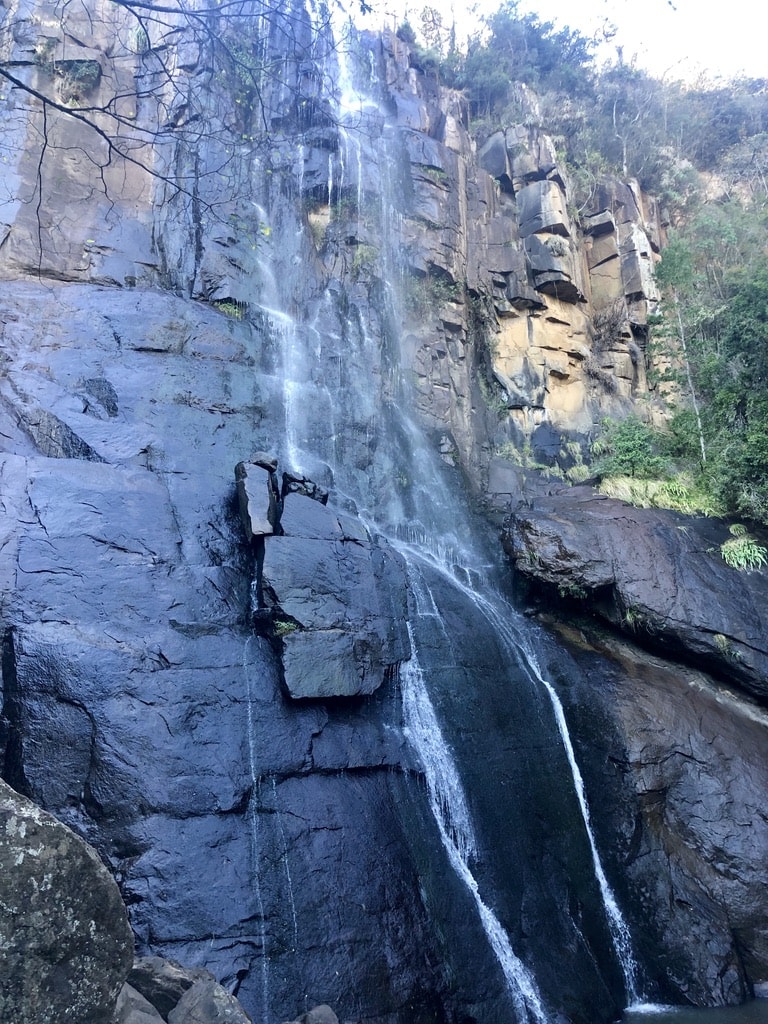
[402,568,548,1024]
[401,545,644,1009]
[234,4,646,1020]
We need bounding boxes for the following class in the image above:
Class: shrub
[720,525,768,571]
[592,416,668,479]
[212,299,246,320]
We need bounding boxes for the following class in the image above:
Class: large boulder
[503,488,768,701]
[0,779,134,1024]
[127,956,215,1019]
[113,984,165,1024]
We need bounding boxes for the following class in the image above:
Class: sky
[353,0,768,83]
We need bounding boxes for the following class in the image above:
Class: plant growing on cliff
[720,524,768,572]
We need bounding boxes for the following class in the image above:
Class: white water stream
[401,601,548,1024]
[242,5,646,1019]
[401,543,643,1007]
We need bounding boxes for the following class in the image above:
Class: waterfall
[244,7,645,1019]
[403,545,644,1007]
[402,567,549,1024]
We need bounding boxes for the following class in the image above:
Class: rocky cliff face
[0,3,765,1022]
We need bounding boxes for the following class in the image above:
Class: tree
[654,236,707,466]
[592,416,667,479]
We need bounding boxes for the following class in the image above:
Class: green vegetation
[403,271,462,315]
[274,619,300,637]
[212,299,246,320]
[720,525,768,571]
[397,5,768,529]
[591,417,667,480]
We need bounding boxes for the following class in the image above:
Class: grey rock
[167,979,252,1023]
[503,488,768,701]
[0,779,133,1024]
[128,956,215,1019]
[542,628,768,1002]
[113,983,166,1024]
[516,179,571,238]
[236,458,281,539]
[284,1006,339,1024]
[262,521,410,698]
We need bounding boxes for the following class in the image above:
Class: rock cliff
[0,3,766,1022]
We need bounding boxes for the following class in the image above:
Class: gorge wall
[0,1,766,1022]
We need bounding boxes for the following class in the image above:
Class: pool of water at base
[621,1000,768,1024]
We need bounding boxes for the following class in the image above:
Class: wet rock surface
[538,623,768,1004]
[0,281,504,1024]
[503,488,768,702]
[260,493,410,698]
[0,779,133,1024]
[0,6,764,1022]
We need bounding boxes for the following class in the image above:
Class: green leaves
[721,526,768,571]
[591,417,668,480]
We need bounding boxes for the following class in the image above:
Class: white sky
[353,0,768,83]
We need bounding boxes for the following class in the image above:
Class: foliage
[650,224,768,526]
[351,243,378,277]
[212,299,246,320]
[720,525,768,571]
[591,416,668,480]
[403,271,462,315]
[597,474,720,517]
[274,618,300,637]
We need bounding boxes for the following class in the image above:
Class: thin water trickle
[271,777,299,953]
[242,637,271,1021]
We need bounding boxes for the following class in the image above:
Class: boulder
[261,494,410,698]
[128,956,215,1019]
[236,456,282,539]
[113,984,165,1024]
[0,779,134,1024]
[167,979,252,1023]
[284,1007,339,1024]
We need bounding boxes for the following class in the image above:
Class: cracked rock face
[0,778,133,1024]
[503,489,768,702]
[538,627,768,1004]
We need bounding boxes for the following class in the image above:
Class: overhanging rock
[261,492,410,699]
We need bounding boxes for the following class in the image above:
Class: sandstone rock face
[0,779,133,1024]
[502,489,768,702]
